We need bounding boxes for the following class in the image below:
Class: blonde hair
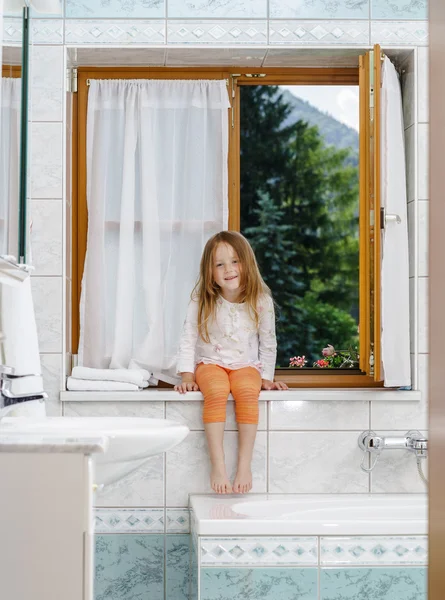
[192,231,270,343]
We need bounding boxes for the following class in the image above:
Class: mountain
[279,88,359,161]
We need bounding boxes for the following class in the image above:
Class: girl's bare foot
[211,467,233,494]
[233,467,252,494]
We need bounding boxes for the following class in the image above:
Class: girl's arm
[175,300,200,394]
[258,295,288,391]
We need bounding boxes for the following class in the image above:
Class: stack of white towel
[67,365,156,391]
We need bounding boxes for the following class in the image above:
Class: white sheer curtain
[79,79,230,383]
[380,57,411,387]
[0,77,20,256]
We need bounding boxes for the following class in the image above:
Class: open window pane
[239,84,360,369]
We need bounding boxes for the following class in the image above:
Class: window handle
[380,207,401,229]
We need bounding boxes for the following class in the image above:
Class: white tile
[41,353,62,416]
[417,47,429,124]
[371,21,428,46]
[418,200,429,277]
[31,276,63,352]
[30,19,63,44]
[269,401,369,430]
[166,508,190,533]
[269,20,369,45]
[64,401,165,417]
[30,201,63,276]
[166,431,267,506]
[95,508,165,533]
[321,536,428,565]
[409,277,415,354]
[418,277,428,354]
[64,19,165,44]
[270,0,369,19]
[168,0,267,18]
[30,45,63,122]
[370,430,428,493]
[417,123,429,200]
[400,52,415,130]
[404,125,415,204]
[165,47,266,67]
[166,400,267,430]
[417,353,429,402]
[407,200,415,279]
[2,17,22,44]
[96,454,165,506]
[167,20,267,44]
[371,377,428,432]
[269,432,369,493]
[30,123,63,198]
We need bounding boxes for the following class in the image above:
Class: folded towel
[67,377,140,392]
[71,366,151,388]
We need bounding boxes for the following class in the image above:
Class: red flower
[316,359,329,368]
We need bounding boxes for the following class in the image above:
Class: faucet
[0,365,47,420]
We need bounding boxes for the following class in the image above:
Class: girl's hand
[261,379,289,391]
[174,373,199,394]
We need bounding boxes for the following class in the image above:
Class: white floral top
[177,294,277,381]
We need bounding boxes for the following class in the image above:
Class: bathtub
[190,493,427,536]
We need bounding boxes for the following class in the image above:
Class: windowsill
[60,388,421,402]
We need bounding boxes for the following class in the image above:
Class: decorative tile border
[3,17,22,45]
[31,19,64,44]
[200,537,318,566]
[321,536,428,565]
[166,20,267,45]
[64,19,165,44]
[371,20,428,45]
[166,508,191,533]
[269,20,370,45]
[94,508,164,533]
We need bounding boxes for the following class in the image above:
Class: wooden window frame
[72,59,382,388]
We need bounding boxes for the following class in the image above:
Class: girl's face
[212,242,242,298]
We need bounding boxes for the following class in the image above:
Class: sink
[0,417,189,486]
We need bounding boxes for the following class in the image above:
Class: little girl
[174,231,288,495]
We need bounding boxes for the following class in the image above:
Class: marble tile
[371,0,428,20]
[166,535,191,600]
[370,430,428,492]
[404,125,415,204]
[166,431,267,506]
[191,532,199,600]
[418,123,429,200]
[64,401,164,417]
[269,20,369,45]
[166,508,190,533]
[64,19,165,44]
[30,19,64,44]
[417,47,429,124]
[371,20,428,45]
[270,0,369,19]
[95,534,164,600]
[269,401,369,430]
[320,567,427,600]
[409,277,415,355]
[407,200,415,279]
[166,400,267,431]
[31,277,63,352]
[400,51,415,130]
[30,123,63,199]
[269,431,370,493]
[66,0,164,18]
[30,45,63,122]
[41,353,62,416]
[201,537,318,566]
[321,536,428,566]
[30,201,63,276]
[167,20,267,44]
[417,201,429,277]
[95,508,165,533]
[3,17,22,45]
[201,567,318,600]
[417,277,428,354]
[168,0,266,18]
[96,453,164,507]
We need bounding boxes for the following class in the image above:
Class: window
[72,47,383,388]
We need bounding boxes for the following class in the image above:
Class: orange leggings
[195,363,261,424]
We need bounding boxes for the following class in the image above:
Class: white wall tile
[417,123,429,200]
[269,432,369,493]
[64,19,165,44]
[409,277,415,354]
[417,46,429,123]
[418,200,429,277]
[166,431,267,506]
[41,353,62,416]
[64,401,165,417]
[407,200,415,279]
[30,123,63,198]
[269,401,369,430]
[404,124,415,204]
[370,430,428,493]
[168,0,267,19]
[30,200,63,276]
[32,276,63,352]
[167,20,267,44]
[166,400,267,431]
[30,19,64,44]
[371,21,428,45]
[400,51,415,130]
[269,20,369,45]
[30,45,63,122]
[418,277,428,354]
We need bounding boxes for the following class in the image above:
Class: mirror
[1,6,29,264]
